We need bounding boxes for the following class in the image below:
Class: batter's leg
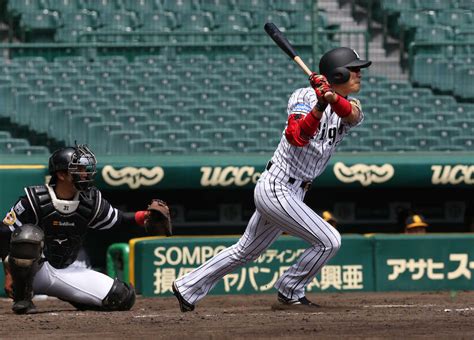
[175,210,282,305]
[255,178,341,300]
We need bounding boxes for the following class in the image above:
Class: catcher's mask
[48,144,97,191]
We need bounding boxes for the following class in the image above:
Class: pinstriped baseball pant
[175,165,341,305]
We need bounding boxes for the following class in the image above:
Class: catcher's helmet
[319,47,372,84]
[48,144,97,191]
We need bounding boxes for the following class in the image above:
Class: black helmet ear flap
[329,67,350,84]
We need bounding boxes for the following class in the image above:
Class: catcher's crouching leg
[68,279,135,311]
[101,278,136,311]
[8,224,44,314]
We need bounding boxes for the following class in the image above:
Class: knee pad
[102,278,136,311]
[9,224,44,267]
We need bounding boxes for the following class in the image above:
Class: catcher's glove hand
[144,199,172,236]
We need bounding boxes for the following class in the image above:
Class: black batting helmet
[48,144,97,191]
[319,47,372,84]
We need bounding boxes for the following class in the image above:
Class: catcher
[0,144,171,314]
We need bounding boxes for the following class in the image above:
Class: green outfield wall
[1,152,473,213]
[124,234,474,297]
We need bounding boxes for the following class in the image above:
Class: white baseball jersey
[174,87,364,307]
[272,87,364,181]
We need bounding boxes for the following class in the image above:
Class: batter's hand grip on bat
[264,22,298,59]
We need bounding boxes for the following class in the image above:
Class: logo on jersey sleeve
[2,210,17,226]
[292,103,312,114]
[333,162,394,186]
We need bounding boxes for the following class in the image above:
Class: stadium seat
[423,111,456,122]
[129,138,167,153]
[196,146,235,154]
[175,135,213,150]
[181,121,215,137]
[108,130,144,154]
[383,145,419,152]
[336,145,373,153]
[428,145,466,152]
[154,130,190,142]
[225,120,260,133]
[246,128,282,140]
[454,67,474,100]
[378,96,411,107]
[205,113,237,124]
[113,113,148,125]
[411,54,440,86]
[134,121,171,138]
[383,127,417,139]
[87,122,124,154]
[360,136,396,150]
[200,128,236,141]
[427,127,461,139]
[0,131,12,139]
[223,138,258,151]
[414,25,454,43]
[149,146,187,155]
[68,113,104,145]
[436,10,473,28]
[61,10,100,30]
[452,136,474,148]
[403,119,437,130]
[0,139,30,153]
[11,145,50,155]
[406,136,440,149]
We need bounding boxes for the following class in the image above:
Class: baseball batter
[172,47,371,312]
[0,144,172,314]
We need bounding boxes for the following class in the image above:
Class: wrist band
[135,211,146,226]
[330,96,352,117]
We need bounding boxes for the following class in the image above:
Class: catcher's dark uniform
[1,184,137,309]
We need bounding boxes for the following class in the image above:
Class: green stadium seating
[360,136,394,151]
[123,0,160,13]
[411,54,440,86]
[423,111,456,123]
[416,0,452,10]
[114,113,149,125]
[160,113,195,125]
[337,145,373,153]
[83,0,120,13]
[101,10,139,31]
[61,10,100,30]
[199,128,236,140]
[347,127,374,140]
[129,138,167,153]
[436,10,473,28]
[205,113,238,124]
[0,139,30,153]
[177,138,213,151]
[223,138,258,150]
[414,26,454,43]
[384,145,420,152]
[406,136,440,149]
[134,122,171,138]
[47,0,84,13]
[154,130,190,142]
[427,127,462,139]
[400,104,433,116]
[454,67,474,100]
[245,128,282,140]
[87,122,123,154]
[108,130,144,154]
[452,136,474,148]
[448,118,474,131]
[197,146,235,154]
[11,145,50,155]
[149,146,187,155]
[0,131,12,140]
[224,120,260,133]
[378,96,411,107]
[182,121,215,137]
[69,113,104,144]
[429,145,466,152]
[403,119,437,130]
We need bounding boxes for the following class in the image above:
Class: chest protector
[25,186,100,269]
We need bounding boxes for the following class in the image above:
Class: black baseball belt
[266,161,312,191]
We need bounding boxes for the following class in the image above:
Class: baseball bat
[264,22,312,76]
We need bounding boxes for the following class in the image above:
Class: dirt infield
[1,291,474,339]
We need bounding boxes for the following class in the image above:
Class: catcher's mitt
[144,199,172,236]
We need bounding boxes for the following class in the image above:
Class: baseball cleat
[172,281,195,313]
[272,292,321,310]
[12,300,37,315]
